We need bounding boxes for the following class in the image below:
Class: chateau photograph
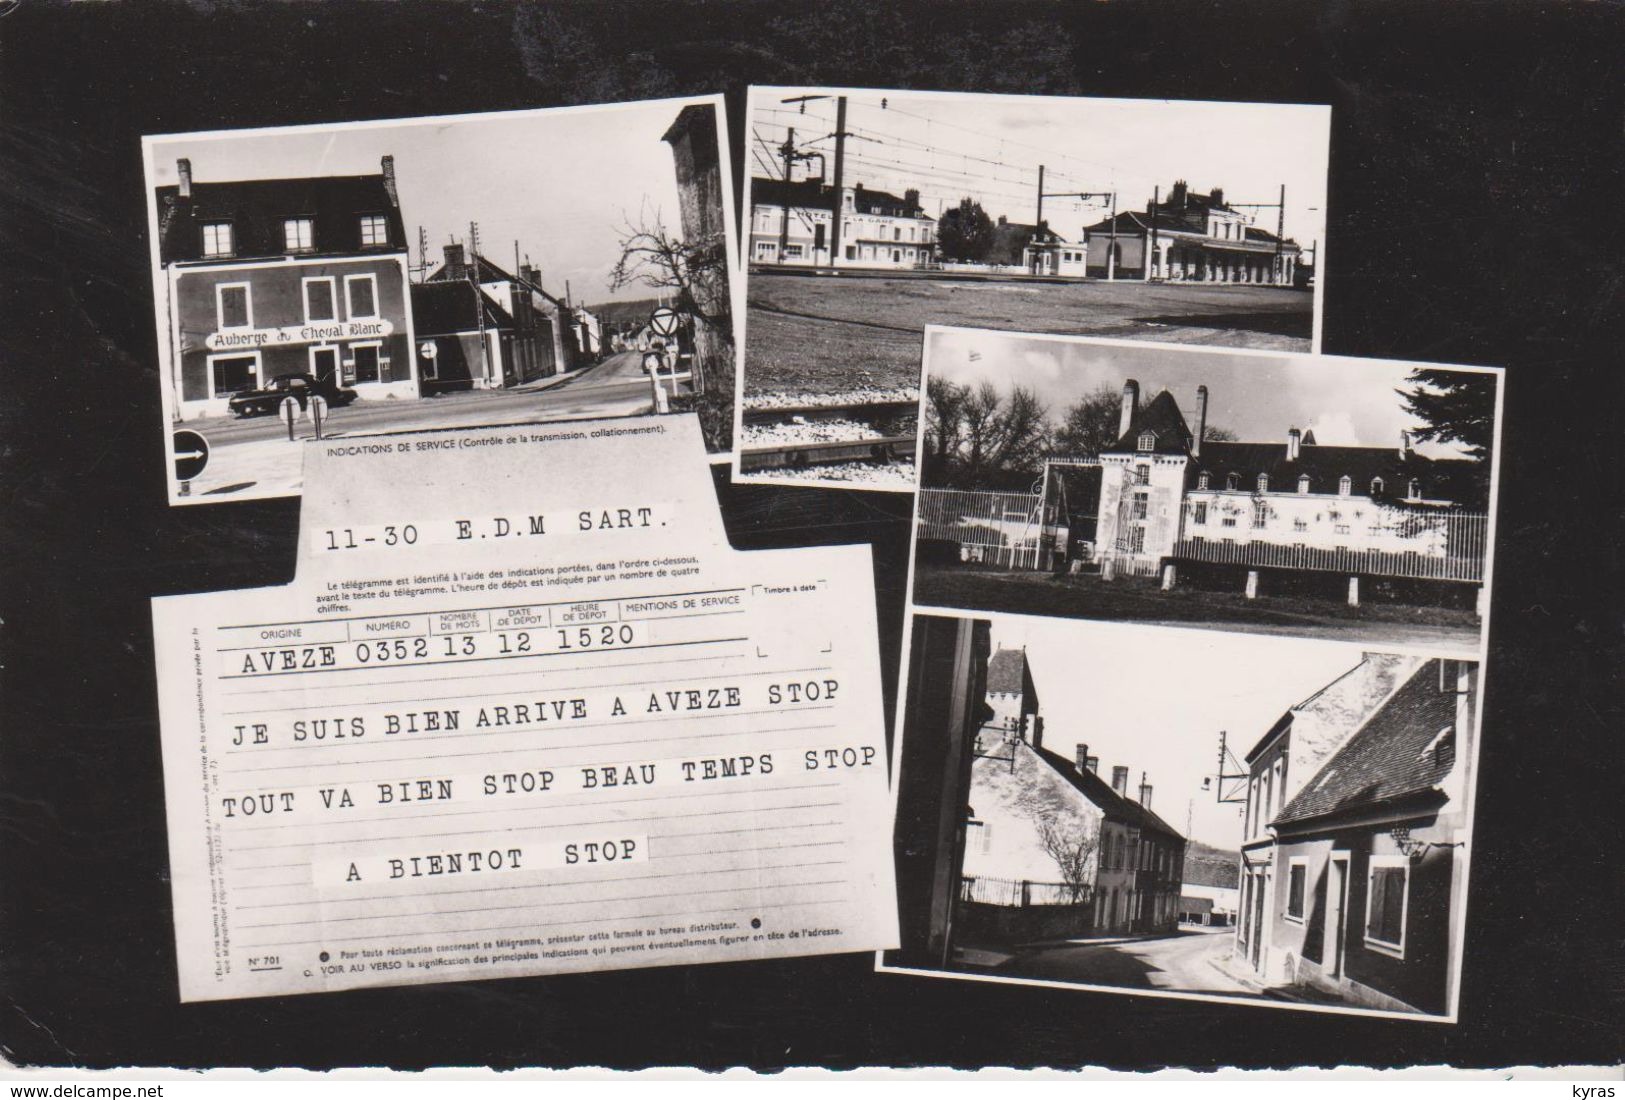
[910,331,1502,652]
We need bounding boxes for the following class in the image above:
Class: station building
[749,178,936,269]
[154,156,418,420]
[1080,181,1302,284]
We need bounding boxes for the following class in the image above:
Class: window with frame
[304,278,337,322]
[216,284,251,330]
[1226,473,1240,491]
[1408,478,1421,499]
[782,243,804,259]
[1294,517,1309,532]
[1251,500,1268,529]
[283,218,314,252]
[1131,491,1148,521]
[201,222,234,258]
[1197,472,1210,490]
[1128,526,1146,554]
[358,214,389,247]
[1193,502,1208,525]
[351,343,382,384]
[754,241,776,260]
[1298,474,1311,494]
[345,275,378,319]
[1370,476,1385,495]
[1338,475,1353,496]
[210,355,257,397]
[1256,473,1269,493]
[1285,860,1307,920]
[1137,430,1156,452]
[1365,858,1408,951]
[1134,463,1150,485]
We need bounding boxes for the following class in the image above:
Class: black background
[1,0,1622,1071]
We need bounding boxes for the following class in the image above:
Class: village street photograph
[909,330,1503,653]
[144,97,737,505]
[735,87,1328,491]
[883,612,1483,1019]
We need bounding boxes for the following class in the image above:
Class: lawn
[912,565,1482,648]
[742,272,1314,398]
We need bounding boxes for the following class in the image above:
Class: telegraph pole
[1276,183,1286,284]
[1107,192,1118,281]
[828,96,848,267]
[469,222,489,384]
[778,127,796,264]
[414,226,429,284]
[1147,186,1159,282]
[1035,164,1045,229]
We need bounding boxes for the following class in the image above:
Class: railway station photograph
[733,87,1328,491]
[145,97,738,504]
[907,330,1503,653]
[883,611,1485,1020]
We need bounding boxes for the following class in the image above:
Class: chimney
[1170,180,1187,209]
[1288,427,1301,461]
[381,155,399,208]
[1193,385,1209,457]
[442,243,466,279]
[1086,755,1100,774]
[1030,715,1044,751]
[997,214,1008,227]
[1399,430,1411,459]
[177,158,192,199]
[1111,766,1129,796]
[1075,743,1089,772]
[1139,774,1154,810]
[1210,186,1225,207]
[1119,380,1140,439]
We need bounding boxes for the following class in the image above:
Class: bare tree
[1053,383,1125,458]
[1037,819,1099,904]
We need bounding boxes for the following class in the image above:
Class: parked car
[228,374,358,419]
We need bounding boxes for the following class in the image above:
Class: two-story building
[962,648,1185,936]
[749,178,935,269]
[153,156,419,420]
[1080,181,1301,284]
[1236,655,1477,1015]
[1094,380,1488,606]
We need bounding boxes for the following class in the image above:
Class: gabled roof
[1106,389,1194,454]
[1080,209,1299,251]
[1273,660,1460,828]
[750,177,930,219]
[426,252,568,310]
[985,647,1029,695]
[156,172,405,264]
[1030,745,1185,842]
[410,281,513,336]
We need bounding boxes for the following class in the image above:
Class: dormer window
[1408,478,1421,499]
[283,217,314,253]
[1137,430,1156,452]
[1197,472,1210,490]
[358,214,389,247]
[201,222,234,258]
[1225,473,1240,491]
[1370,476,1385,496]
[1256,473,1269,493]
[1338,475,1352,497]
[1298,474,1311,494]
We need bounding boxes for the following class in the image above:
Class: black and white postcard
[908,330,1503,655]
[733,87,1330,492]
[144,97,740,505]
[881,611,1485,1021]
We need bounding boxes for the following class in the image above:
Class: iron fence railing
[916,488,1054,570]
[960,874,1093,908]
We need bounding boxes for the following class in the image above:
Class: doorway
[1325,854,1350,979]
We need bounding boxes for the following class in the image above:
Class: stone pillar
[1476,586,1488,617]
[1161,563,1177,591]
[1245,570,1259,599]
[1102,558,1116,582]
[1347,576,1360,607]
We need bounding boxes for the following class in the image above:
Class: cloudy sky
[979,616,1370,851]
[751,87,1329,251]
[925,329,1494,457]
[146,98,715,307]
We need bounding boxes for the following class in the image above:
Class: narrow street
[983,927,1262,998]
[173,351,667,500]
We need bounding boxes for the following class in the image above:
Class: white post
[1245,570,1259,599]
[1161,563,1176,591]
[1347,576,1360,607]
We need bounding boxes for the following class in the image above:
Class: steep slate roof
[1273,660,1458,827]
[1031,745,1185,843]
[155,173,406,264]
[410,281,513,336]
[1106,389,1195,454]
[1080,203,1299,250]
[985,647,1029,695]
[426,253,569,309]
[1195,440,1464,500]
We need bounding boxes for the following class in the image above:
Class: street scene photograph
[883,612,1483,1019]
[144,97,738,504]
[910,330,1502,653]
[735,87,1328,491]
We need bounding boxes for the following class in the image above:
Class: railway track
[738,400,919,475]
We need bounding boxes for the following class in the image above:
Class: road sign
[419,340,438,360]
[649,307,680,338]
[173,429,209,482]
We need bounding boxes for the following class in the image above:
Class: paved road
[175,352,662,500]
[998,928,1258,997]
